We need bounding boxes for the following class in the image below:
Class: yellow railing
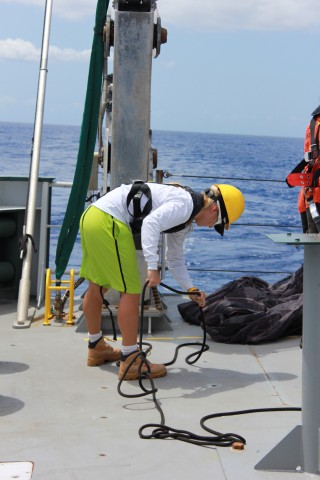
[44,268,75,326]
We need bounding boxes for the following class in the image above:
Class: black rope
[159,282,209,366]
[117,282,208,399]
[139,423,246,447]
[86,193,101,203]
[100,286,117,341]
[19,233,38,257]
[117,282,301,448]
[61,276,85,310]
[135,282,208,362]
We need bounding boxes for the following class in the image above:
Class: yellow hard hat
[205,184,245,236]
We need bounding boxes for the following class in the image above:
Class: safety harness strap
[163,186,203,233]
[127,180,152,229]
[286,172,312,187]
[126,181,203,238]
[310,117,320,161]
[127,180,152,249]
[286,159,309,187]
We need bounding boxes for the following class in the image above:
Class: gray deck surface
[0,295,318,479]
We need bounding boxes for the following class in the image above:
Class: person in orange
[297,105,320,232]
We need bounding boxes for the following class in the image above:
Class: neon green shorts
[79,206,141,294]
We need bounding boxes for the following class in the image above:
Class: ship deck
[0,294,317,479]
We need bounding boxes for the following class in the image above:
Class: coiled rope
[117,281,301,448]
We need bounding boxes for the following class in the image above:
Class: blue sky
[0,0,319,138]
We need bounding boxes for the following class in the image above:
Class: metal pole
[302,244,320,473]
[110,2,155,189]
[15,0,53,327]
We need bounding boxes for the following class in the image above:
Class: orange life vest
[296,110,320,212]
[287,105,320,213]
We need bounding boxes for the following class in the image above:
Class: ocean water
[0,121,305,294]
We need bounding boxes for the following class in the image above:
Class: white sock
[88,331,103,344]
[121,345,138,357]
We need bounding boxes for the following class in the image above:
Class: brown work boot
[87,337,121,366]
[118,351,167,381]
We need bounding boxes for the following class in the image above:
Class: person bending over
[79,182,245,380]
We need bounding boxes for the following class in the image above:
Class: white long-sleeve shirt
[93,183,196,290]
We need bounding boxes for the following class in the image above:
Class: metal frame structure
[257,233,320,474]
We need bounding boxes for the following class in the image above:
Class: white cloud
[0,0,95,21]
[157,0,320,30]
[82,0,320,31]
[0,95,16,105]
[50,46,91,61]
[0,38,91,61]
[1,0,319,30]
[0,38,39,61]
[158,59,175,69]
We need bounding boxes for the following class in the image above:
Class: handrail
[163,171,285,183]
[47,175,302,282]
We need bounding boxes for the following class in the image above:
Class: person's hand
[187,287,206,307]
[146,269,161,287]
[197,291,206,307]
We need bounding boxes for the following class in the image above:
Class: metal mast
[15,0,53,327]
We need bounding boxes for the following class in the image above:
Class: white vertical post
[15,0,53,327]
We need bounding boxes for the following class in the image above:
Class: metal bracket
[118,0,153,12]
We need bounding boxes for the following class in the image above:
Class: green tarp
[55,0,109,280]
